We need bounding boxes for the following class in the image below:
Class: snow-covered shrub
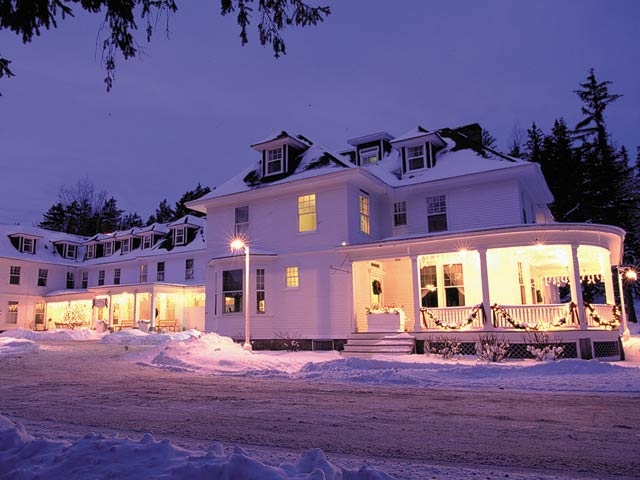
[524,332,565,361]
[475,334,510,362]
[425,336,462,359]
[275,331,302,352]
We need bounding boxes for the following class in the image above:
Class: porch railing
[419,302,620,332]
[491,303,576,330]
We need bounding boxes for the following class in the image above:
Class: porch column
[349,260,358,334]
[569,244,587,329]
[478,248,493,331]
[411,255,421,332]
[150,290,157,332]
[133,291,138,328]
[107,293,113,328]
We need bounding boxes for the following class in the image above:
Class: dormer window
[104,241,114,257]
[65,244,77,259]
[266,147,284,175]
[406,143,435,171]
[142,235,153,250]
[173,226,186,246]
[87,244,96,259]
[121,238,132,254]
[359,147,379,165]
[22,237,35,254]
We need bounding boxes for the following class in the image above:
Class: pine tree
[525,122,544,164]
[174,183,211,219]
[573,68,625,226]
[40,202,67,232]
[147,199,175,225]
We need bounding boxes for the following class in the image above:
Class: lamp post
[231,238,251,350]
[617,266,637,340]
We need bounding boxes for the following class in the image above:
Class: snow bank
[0,416,392,480]
[0,336,39,355]
[0,327,103,342]
[98,328,201,346]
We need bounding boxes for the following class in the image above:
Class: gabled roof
[167,215,205,229]
[250,130,312,151]
[390,125,447,149]
[347,131,394,146]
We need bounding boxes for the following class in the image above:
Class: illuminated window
[359,146,379,165]
[443,264,465,307]
[98,270,105,286]
[223,269,243,313]
[235,206,249,236]
[66,272,74,289]
[298,194,316,232]
[266,147,284,175]
[359,192,370,234]
[7,301,18,324]
[394,201,407,226]
[37,268,48,287]
[113,268,121,285]
[256,268,265,313]
[426,195,447,232]
[185,258,194,280]
[9,266,20,285]
[285,266,299,288]
[34,302,45,326]
[420,265,438,308]
[140,264,148,283]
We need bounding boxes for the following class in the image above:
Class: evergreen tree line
[39,177,210,237]
[507,68,639,264]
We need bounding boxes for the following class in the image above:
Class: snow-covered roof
[0,224,87,265]
[167,215,205,229]
[190,123,545,205]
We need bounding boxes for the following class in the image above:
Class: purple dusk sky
[1,1,638,227]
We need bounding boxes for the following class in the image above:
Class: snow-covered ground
[1,323,639,479]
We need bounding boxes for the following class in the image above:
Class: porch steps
[341,332,416,357]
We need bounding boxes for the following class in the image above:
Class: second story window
[9,266,20,285]
[113,268,121,285]
[140,264,148,283]
[98,270,105,286]
[359,192,370,235]
[266,147,284,175]
[426,195,447,233]
[394,201,407,226]
[174,227,186,246]
[37,268,48,287]
[185,258,194,280]
[285,266,299,288]
[66,272,74,289]
[81,271,88,289]
[298,194,316,232]
[157,262,165,282]
[235,206,249,236]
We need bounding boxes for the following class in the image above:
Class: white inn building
[0,123,629,360]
